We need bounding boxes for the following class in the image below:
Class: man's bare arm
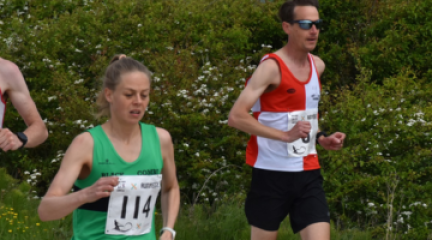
[0,60,48,149]
[228,59,310,142]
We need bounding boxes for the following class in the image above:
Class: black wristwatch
[316,131,328,145]
[15,132,28,149]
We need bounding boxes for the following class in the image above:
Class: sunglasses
[292,19,323,30]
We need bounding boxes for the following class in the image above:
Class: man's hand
[317,132,346,151]
[0,128,23,152]
[283,121,311,143]
[81,177,119,203]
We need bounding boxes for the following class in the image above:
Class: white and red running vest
[246,53,322,172]
[0,88,6,128]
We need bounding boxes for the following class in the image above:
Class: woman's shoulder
[71,131,94,149]
[155,127,172,146]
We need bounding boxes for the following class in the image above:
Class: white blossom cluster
[24,169,41,187]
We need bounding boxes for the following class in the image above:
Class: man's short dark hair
[279,0,319,23]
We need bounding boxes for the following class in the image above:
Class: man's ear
[282,21,292,35]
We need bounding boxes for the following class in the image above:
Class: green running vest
[72,122,163,240]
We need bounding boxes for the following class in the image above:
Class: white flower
[74,79,84,84]
[218,120,228,124]
[137,24,142,28]
[407,119,416,126]
[75,48,82,53]
[24,171,30,175]
[195,152,200,157]
[183,143,189,148]
[402,211,412,216]
[48,96,57,102]
[368,202,375,207]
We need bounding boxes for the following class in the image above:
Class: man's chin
[304,44,317,52]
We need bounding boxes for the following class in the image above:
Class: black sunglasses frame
[292,19,323,30]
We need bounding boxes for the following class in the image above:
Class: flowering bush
[319,66,432,238]
[1,0,432,238]
[0,0,282,203]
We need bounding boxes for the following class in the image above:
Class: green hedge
[1,0,432,238]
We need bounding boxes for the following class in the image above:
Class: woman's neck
[102,119,141,144]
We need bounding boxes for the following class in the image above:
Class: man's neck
[280,43,310,67]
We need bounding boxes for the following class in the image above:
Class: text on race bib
[287,109,319,157]
[105,175,162,236]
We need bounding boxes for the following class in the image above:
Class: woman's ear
[105,88,113,103]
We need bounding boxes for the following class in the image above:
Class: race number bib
[287,109,319,157]
[105,175,162,236]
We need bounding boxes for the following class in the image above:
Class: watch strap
[160,227,176,239]
[316,131,328,145]
[15,132,28,149]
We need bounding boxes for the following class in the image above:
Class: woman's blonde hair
[95,54,152,119]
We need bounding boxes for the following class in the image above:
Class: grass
[0,168,372,239]
[0,199,373,240]
[168,202,372,240]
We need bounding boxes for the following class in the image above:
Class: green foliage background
[1,0,432,238]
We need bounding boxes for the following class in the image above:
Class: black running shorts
[245,168,330,233]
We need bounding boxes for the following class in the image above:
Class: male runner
[228,1,346,239]
[0,57,48,151]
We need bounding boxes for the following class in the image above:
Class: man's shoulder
[0,58,20,76]
[0,58,22,87]
[311,54,324,63]
[311,54,325,75]
[255,53,280,76]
